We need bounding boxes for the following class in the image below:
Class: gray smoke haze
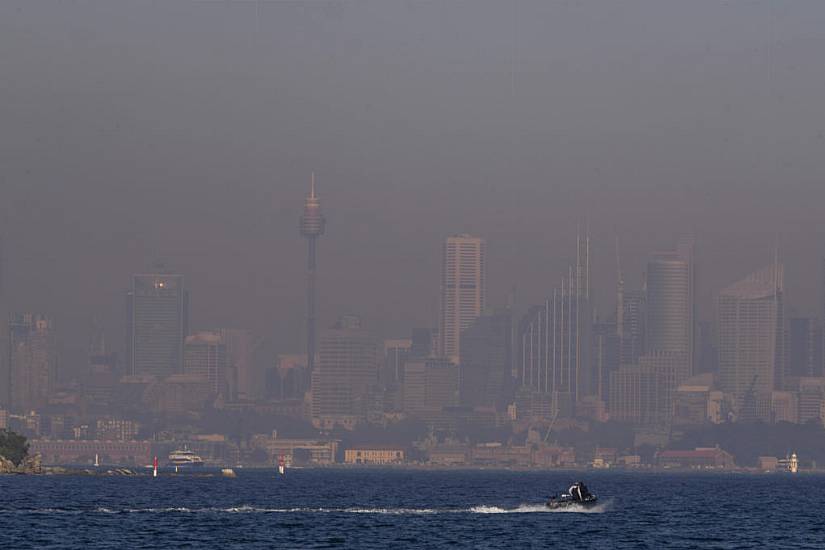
[1,1,825,373]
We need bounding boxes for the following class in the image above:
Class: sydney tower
[299,174,325,372]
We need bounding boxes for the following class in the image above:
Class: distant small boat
[546,482,598,509]
[168,448,205,467]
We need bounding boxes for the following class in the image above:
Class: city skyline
[3,3,825,370]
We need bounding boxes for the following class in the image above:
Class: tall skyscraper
[717,265,784,408]
[439,234,486,364]
[383,338,412,385]
[619,290,646,366]
[184,331,228,396]
[645,242,694,382]
[591,317,620,404]
[220,328,256,400]
[312,316,378,429]
[459,309,512,410]
[299,174,325,374]
[127,273,189,378]
[8,313,55,412]
[787,317,823,379]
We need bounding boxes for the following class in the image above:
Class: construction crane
[543,407,561,444]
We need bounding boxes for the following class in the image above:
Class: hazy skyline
[2,1,825,369]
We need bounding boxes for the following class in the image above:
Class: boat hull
[546,496,598,510]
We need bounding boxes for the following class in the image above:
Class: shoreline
[3,463,822,476]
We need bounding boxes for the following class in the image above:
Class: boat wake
[4,502,610,516]
[470,500,611,514]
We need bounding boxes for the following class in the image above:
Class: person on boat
[568,481,591,502]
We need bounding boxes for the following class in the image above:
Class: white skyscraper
[439,235,486,364]
[645,242,694,383]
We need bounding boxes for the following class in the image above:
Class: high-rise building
[645,242,694,383]
[85,322,118,409]
[299,174,325,374]
[439,235,486,364]
[717,265,784,408]
[220,329,256,400]
[8,313,55,412]
[591,318,620,405]
[788,318,823,379]
[127,273,189,377]
[607,351,680,426]
[619,290,646,366]
[459,310,512,410]
[410,328,436,359]
[402,357,458,423]
[383,339,412,385]
[312,316,378,429]
[270,354,310,401]
[184,331,228,396]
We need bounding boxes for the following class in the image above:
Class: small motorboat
[546,482,598,509]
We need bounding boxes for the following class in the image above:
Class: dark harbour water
[1,469,824,549]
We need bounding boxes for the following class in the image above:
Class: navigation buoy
[153,456,158,478]
[790,452,799,474]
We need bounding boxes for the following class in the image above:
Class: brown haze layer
[1,1,825,375]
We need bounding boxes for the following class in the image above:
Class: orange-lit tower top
[299,173,325,238]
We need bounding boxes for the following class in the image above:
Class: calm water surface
[1,469,822,549]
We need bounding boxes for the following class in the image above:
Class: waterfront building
[30,439,152,466]
[344,448,405,464]
[655,447,735,469]
[249,433,338,465]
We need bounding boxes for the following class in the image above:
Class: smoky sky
[1,1,825,369]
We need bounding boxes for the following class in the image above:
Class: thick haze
[2,1,825,374]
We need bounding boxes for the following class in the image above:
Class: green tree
[0,430,29,466]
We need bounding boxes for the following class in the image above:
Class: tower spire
[310,172,316,199]
[300,173,326,374]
